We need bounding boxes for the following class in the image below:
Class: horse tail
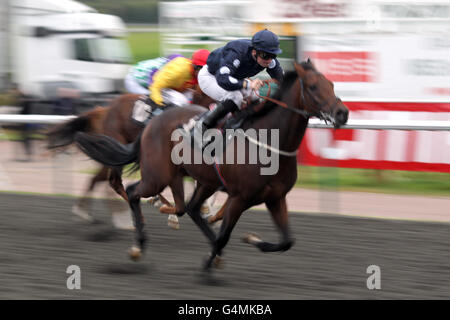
[74,132,141,167]
[46,107,105,149]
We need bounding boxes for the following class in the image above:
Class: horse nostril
[335,108,349,125]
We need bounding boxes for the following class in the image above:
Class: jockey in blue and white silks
[196,29,284,144]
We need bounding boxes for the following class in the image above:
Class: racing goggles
[257,51,277,60]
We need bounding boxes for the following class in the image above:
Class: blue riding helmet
[251,29,282,55]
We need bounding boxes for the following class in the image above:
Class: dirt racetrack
[1,192,450,299]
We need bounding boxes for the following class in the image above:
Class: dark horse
[75,60,349,269]
[47,88,216,227]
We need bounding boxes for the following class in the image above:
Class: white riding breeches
[198,65,258,109]
[161,89,193,107]
[124,73,149,95]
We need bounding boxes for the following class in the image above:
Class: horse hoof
[167,215,180,230]
[202,253,214,271]
[71,204,94,223]
[207,215,216,224]
[210,219,222,230]
[213,255,224,269]
[243,232,263,245]
[200,204,210,215]
[128,246,142,261]
[148,196,162,207]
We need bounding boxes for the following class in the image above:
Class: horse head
[294,59,349,128]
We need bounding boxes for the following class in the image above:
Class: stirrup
[191,120,211,149]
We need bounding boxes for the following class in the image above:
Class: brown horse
[47,88,219,228]
[75,60,349,269]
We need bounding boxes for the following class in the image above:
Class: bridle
[238,72,341,158]
[255,75,341,125]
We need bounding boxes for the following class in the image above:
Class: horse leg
[207,197,228,224]
[125,181,147,261]
[158,194,173,207]
[108,166,128,201]
[200,183,214,216]
[244,197,294,253]
[164,175,186,230]
[72,166,109,222]
[157,179,196,215]
[158,193,177,214]
[204,196,250,270]
[107,166,135,230]
[185,184,218,245]
[147,193,172,207]
[194,180,213,216]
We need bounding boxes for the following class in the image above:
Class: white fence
[0,114,449,131]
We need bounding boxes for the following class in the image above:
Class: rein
[225,73,341,158]
[255,78,340,125]
[236,130,299,157]
[237,79,302,158]
[254,79,310,119]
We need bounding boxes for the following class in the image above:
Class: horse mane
[248,70,299,120]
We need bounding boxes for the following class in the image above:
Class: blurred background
[0,0,448,201]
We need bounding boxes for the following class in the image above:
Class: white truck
[2,0,132,103]
[0,0,10,91]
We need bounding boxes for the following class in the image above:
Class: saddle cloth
[131,96,166,126]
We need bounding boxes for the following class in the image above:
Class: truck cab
[10,0,132,101]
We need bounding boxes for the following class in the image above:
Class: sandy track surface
[1,193,450,299]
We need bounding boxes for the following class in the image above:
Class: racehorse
[47,88,220,228]
[74,60,349,269]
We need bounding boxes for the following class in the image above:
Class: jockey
[124,54,182,95]
[196,29,284,142]
[147,49,210,108]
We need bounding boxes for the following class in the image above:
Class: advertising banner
[298,33,450,172]
[302,34,450,102]
[298,102,450,172]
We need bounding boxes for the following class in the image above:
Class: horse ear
[306,57,315,69]
[294,61,306,78]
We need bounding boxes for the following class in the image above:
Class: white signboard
[301,34,450,102]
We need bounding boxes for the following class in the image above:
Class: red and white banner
[298,33,450,172]
[305,51,377,83]
[298,102,450,172]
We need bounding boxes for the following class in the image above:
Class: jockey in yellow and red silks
[148,49,210,108]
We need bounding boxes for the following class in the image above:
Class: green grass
[78,164,450,197]
[296,166,450,196]
[0,94,19,106]
[0,129,47,141]
[127,32,161,63]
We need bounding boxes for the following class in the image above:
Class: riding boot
[203,99,239,130]
[192,99,239,149]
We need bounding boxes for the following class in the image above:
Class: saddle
[179,101,262,156]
